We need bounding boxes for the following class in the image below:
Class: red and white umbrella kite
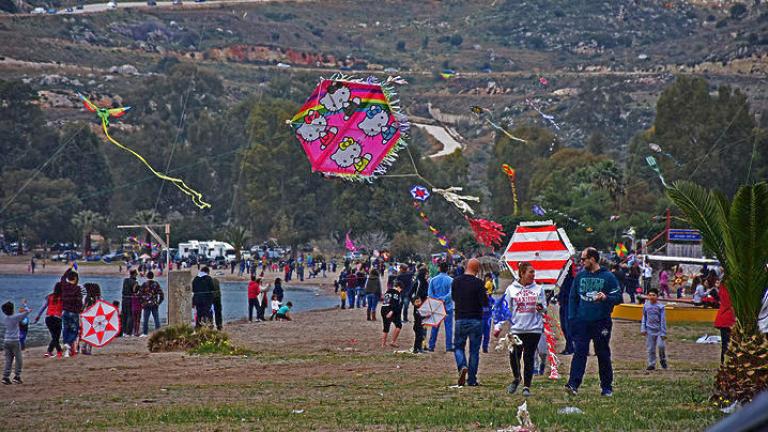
[501,220,575,292]
[80,300,121,347]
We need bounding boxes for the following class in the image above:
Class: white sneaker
[63,344,71,358]
[139,334,147,338]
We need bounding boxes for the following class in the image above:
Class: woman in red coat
[713,282,736,364]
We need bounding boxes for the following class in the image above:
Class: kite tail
[486,119,526,143]
[511,181,518,216]
[101,121,211,209]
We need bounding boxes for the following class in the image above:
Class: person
[345,270,357,309]
[275,302,293,321]
[140,272,164,336]
[494,261,546,396]
[273,278,284,303]
[612,263,633,304]
[210,276,223,331]
[641,260,653,294]
[672,266,686,299]
[81,283,102,354]
[565,247,622,397]
[452,258,487,387]
[397,264,414,323]
[626,262,641,300]
[269,294,281,321]
[258,281,270,321]
[60,270,83,357]
[130,276,142,337]
[339,283,347,309]
[380,280,403,347]
[356,267,367,309]
[3,301,30,385]
[33,283,63,357]
[120,270,139,337]
[714,281,735,364]
[427,262,454,352]
[411,266,429,354]
[365,268,382,321]
[641,288,667,370]
[557,263,576,355]
[659,267,670,298]
[247,276,261,322]
[481,274,496,354]
[192,267,215,328]
[692,276,706,306]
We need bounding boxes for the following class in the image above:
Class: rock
[117,64,139,75]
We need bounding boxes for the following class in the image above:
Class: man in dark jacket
[140,271,164,336]
[451,259,488,386]
[396,264,414,323]
[566,247,622,397]
[192,267,215,328]
[120,269,139,337]
[60,270,83,356]
[212,276,223,330]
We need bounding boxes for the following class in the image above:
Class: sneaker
[661,360,668,370]
[601,390,613,397]
[467,382,480,387]
[57,351,63,358]
[646,365,656,371]
[565,384,578,396]
[522,387,531,397]
[63,344,71,358]
[44,352,51,358]
[12,377,22,384]
[507,382,519,394]
[2,378,11,385]
[457,367,468,386]
[139,334,148,338]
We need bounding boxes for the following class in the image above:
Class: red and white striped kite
[501,220,575,291]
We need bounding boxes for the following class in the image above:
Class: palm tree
[667,180,768,403]
[224,225,249,262]
[71,210,106,256]
[131,209,160,253]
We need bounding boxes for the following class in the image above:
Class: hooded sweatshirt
[568,267,622,322]
[495,281,547,334]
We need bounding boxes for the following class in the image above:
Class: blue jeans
[428,309,454,351]
[356,287,366,308]
[62,311,80,345]
[346,288,356,308]
[453,319,483,385]
[481,314,492,352]
[366,293,378,314]
[401,291,413,321]
[567,318,613,392]
[142,305,161,335]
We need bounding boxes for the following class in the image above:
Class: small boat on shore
[612,302,717,323]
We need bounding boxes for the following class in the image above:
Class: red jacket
[714,284,736,329]
[247,281,261,299]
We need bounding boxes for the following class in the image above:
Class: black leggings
[509,333,542,388]
[719,327,731,364]
[45,316,62,354]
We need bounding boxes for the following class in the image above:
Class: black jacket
[192,274,214,306]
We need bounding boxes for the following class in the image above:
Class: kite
[79,300,120,347]
[615,242,628,258]
[345,231,357,252]
[439,69,457,79]
[432,187,479,215]
[413,201,454,253]
[525,98,561,130]
[288,75,408,181]
[649,142,681,166]
[542,313,561,379]
[646,155,668,187]
[538,76,549,87]
[78,93,211,209]
[532,204,546,217]
[465,216,506,248]
[418,298,447,327]
[470,106,526,143]
[501,220,575,292]
[501,164,519,215]
[532,204,593,233]
[410,185,431,202]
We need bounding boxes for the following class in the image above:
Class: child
[275,302,293,321]
[481,274,496,353]
[269,294,281,321]
[34,285,63,357]
[112,301,121,337]
[3,301,30,384]
[339,285,347,309]
[380,280,403,348]
[692,276,706,306]
[641,288,668,370]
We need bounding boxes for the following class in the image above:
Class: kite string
[101,120,211,209]
[0,124,87,217]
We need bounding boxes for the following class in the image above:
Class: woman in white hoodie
[494,261,546,397]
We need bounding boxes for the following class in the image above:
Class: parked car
[46,7,57,14]
[31,7,46,13]
[147,0,157,5]
[52,250,82,261]
[106,1,116,9]
[64,7,74,12]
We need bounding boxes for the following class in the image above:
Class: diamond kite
[410,185,431,202]
[289,76,408,180]
[418,297,447,327]
[501,220,575,292]
[80,300,120,347]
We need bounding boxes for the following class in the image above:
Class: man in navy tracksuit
[566,247,622,397]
